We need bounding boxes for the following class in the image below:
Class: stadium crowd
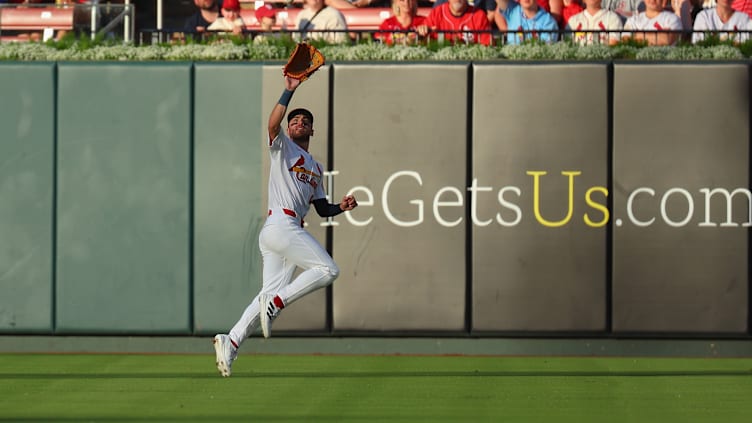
[1,0,751,46]
[179,0,752,45]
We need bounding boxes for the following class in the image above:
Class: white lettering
[660,188,693,227]
[382,171,423,227]
[433,187,463,227]
[344,186,374,227]
[699,187,752,227]
[627,187,655,227]
[497,186,522,226]
[468,178,493,227]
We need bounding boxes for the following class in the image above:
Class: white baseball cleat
[259,294,281,339]
[213,334,237,377]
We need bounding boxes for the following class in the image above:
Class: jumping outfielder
[213,74,358,377]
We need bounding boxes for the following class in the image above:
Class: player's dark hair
[287,108,314,124]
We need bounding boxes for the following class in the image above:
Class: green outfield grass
[1,353,751,422]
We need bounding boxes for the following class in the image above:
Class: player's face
[288,115,313,138]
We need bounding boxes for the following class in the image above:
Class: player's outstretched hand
[284,76,301,92]
[340,195,358,212]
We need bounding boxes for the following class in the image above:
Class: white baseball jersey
[601,0,644,19]
[692,9,751,43]
[267,130,326,220]
[566,9,624,45]
[623,11,683,38]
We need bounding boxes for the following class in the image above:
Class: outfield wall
[0,61,749,337]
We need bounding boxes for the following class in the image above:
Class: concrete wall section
[0,63,55,332]
[192,63,265,335]
[55,63,192,333]
[472,63,609,332]
[612,64,749,334]
[331,64,468,332]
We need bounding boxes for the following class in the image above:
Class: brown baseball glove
[283,42,325,82]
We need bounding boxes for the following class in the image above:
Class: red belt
[268,208,304,227]
[269,208,297,218]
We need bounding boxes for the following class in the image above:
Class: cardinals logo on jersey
[289,154,321,189]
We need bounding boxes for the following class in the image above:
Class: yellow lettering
[528,171,581,227]
[584,186,609,227]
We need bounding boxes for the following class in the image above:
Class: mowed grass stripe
[1,355,751,422]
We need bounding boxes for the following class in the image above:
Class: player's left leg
[275,226,339,306]
[256,220,339,338]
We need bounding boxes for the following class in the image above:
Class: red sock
[273,296,285,309]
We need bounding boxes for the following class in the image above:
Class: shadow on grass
[1,369,751,379]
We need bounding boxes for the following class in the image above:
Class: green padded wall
[192,63,265,335]
[55,63,192,333]
[0,63,55,332]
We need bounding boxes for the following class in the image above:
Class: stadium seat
[0,6,75,42]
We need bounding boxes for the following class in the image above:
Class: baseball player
[213,74,358,377]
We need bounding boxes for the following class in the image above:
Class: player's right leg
[258,226,297,338]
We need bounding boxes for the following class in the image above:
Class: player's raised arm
[268,76,302,142]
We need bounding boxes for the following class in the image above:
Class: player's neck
[292,138,310,152]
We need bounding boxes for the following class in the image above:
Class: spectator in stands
[670,0,695,31]
[601,0,644,20]
[295,0,349,43]
[417,0,493,45]
[255,3,277,31]
[375,0,428,44]
[434,0,497,24]
[622,0,683,44]
[495,0,560,44]
[565,0,623,44]
[693,0,751,42]
[536,0,565,26]
[731,0,752,18]
[184,0,220,34]
[326,0,390,8]
[561,0,585,26]
[208,0,246,34]
[253,2,279,43]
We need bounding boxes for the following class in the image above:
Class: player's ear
[310,128,314,137]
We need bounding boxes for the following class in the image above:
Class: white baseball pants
[229,211,339,346]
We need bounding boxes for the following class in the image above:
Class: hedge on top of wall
[0,38,749,61]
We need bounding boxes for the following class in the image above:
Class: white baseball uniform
[566,9,625,45]
[623,11,683,41]
[228,128,339,346]
[692,8,751,43]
